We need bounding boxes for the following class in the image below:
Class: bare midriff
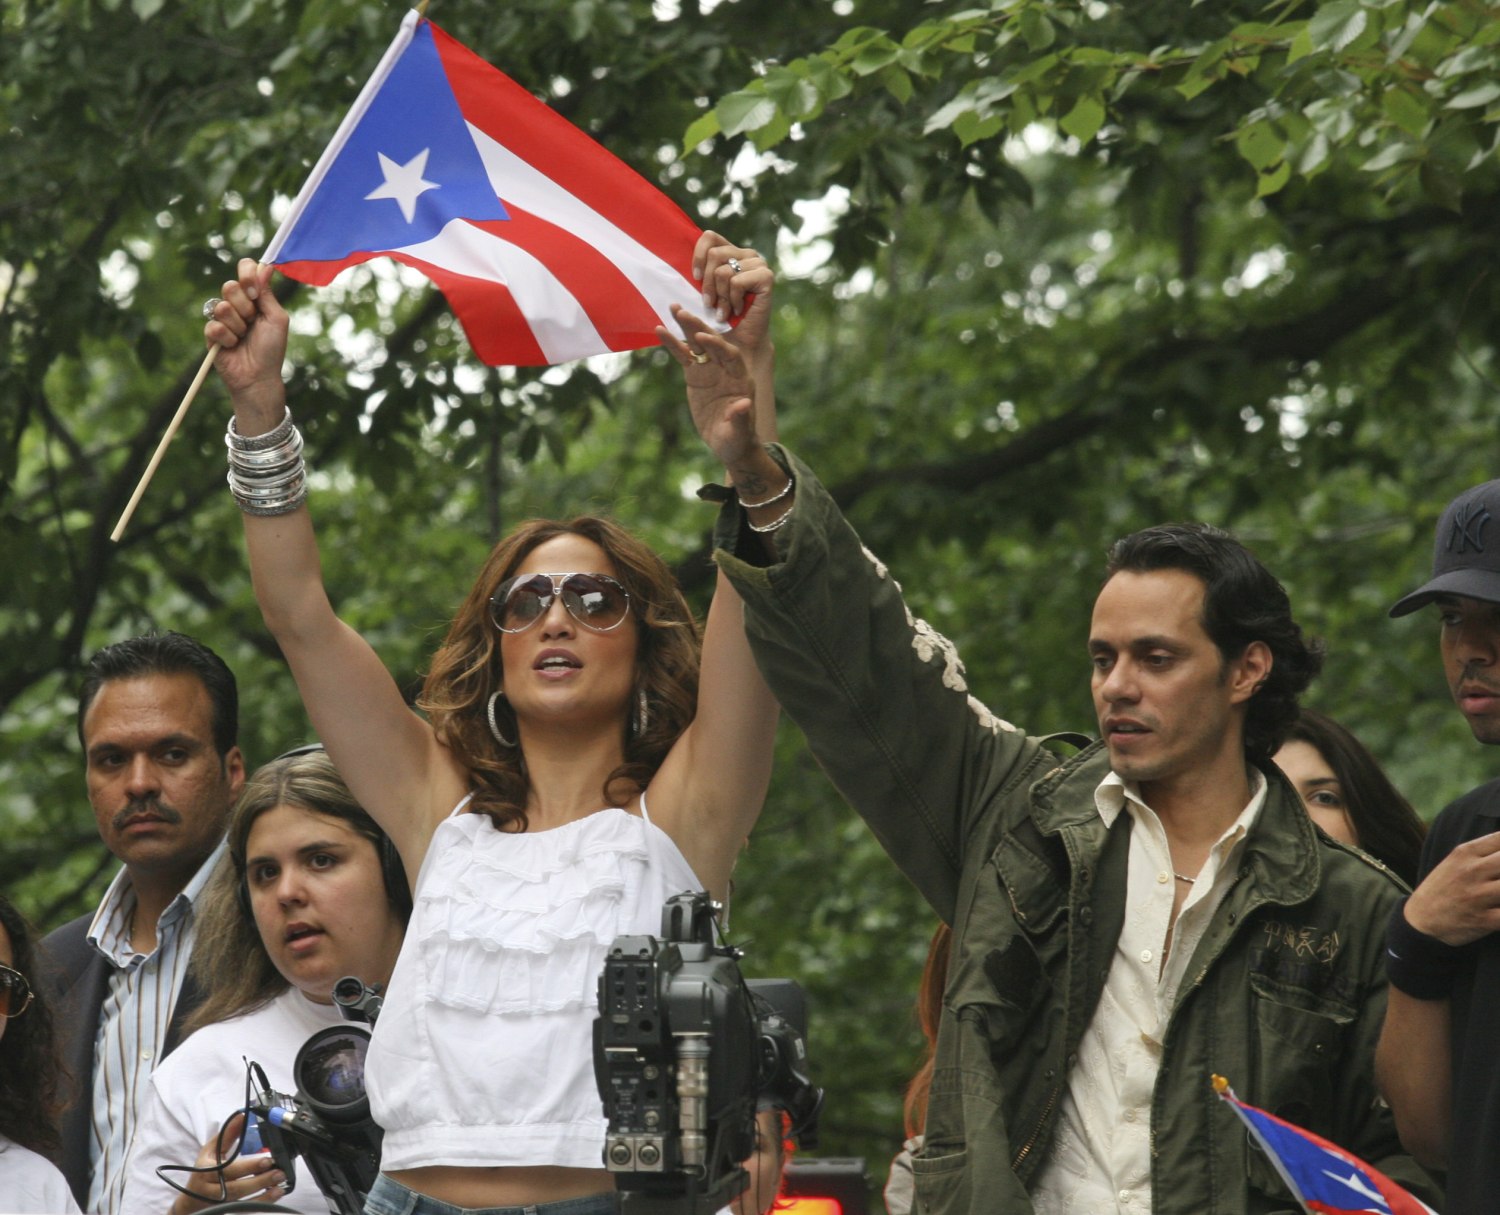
[383,1165,616,1209]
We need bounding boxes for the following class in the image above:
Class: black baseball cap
[1390,480,1500,617]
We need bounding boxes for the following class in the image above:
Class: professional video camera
[594,892,823,1215]
[244,975,385,1215]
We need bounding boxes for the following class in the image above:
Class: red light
[778,1199,843,1215]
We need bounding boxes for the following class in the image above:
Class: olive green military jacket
[712,447,1440,1215]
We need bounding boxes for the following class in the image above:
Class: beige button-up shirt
[1031,770,1266,1215]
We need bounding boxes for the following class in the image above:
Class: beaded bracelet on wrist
[227,409,294,452]
[226,410,308,516]
[736,474,795,510]
[746,501,795,534]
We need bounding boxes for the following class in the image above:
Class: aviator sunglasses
[489,572,632,635]
[0,963,33,1019]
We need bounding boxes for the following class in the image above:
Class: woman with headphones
[120,748,409,1215]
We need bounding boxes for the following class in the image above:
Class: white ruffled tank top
[366,794,702,1171]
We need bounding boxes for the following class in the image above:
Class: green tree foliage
[3,0,1500,1192]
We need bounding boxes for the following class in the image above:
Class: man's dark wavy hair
[0,894,67,1159]
[1105,523,1325,763]
[76,630,238,758]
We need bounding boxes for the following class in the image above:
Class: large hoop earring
[487,690,517,748]
[631,689,649,739]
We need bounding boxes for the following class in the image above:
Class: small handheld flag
[1212,1076,1437,1215]
[263,9,718,366]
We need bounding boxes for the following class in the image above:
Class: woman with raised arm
[203,232,780,1215]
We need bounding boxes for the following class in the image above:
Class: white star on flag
[1323,1167,1388,1207]
[364,148,440,222]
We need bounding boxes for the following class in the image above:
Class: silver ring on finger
[202,297,224,320]
[726,257,742,274]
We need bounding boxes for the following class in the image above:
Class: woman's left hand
[692,231,773,367]
[659,305,760,469]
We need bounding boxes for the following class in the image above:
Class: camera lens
[293,1025,372,1122]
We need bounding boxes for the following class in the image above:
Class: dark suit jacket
[39,910,206,1211]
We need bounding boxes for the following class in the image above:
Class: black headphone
[234,744,411,922]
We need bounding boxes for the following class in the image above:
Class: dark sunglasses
[489,572,632,635]
[0,964,33,1019]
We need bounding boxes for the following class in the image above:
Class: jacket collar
[1028,740,1322,906]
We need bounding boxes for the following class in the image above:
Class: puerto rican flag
[262,10,717,366]
[1213,1078,1437,1214]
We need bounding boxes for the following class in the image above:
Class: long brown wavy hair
[184,749,408,1036]
[903,922,953,1139]
[418,516,702,833]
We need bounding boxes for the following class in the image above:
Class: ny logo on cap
[1448,502,1491,554]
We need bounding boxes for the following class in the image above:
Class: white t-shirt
[119,987,344,1215]
[0,1133,81,1214]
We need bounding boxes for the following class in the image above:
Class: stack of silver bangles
[225,409,308,516]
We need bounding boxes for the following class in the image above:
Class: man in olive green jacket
[706,446,1439,1215]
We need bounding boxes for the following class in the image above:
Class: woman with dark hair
[1274,708,1427,886]
[203,231,779,1215]
[0,894,80,1213]
[121,749,408,1215]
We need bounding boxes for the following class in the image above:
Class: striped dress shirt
[84,841,225,1215]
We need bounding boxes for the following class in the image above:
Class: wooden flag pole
[109,345,219,543]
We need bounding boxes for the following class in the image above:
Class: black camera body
[594,892,822,1215]
[247,977,385,1215]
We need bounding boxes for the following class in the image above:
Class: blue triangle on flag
[276,21,508,263]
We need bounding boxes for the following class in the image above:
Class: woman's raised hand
[691,230,773,367]
[203,258,290,427]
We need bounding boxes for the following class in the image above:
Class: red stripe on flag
[428,21,699,275]
[276,249,551,365]
[468,207,666,352]
[392,253,549,365]
[275,252,385,288]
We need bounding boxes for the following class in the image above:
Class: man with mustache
[1380,479,1500,1214]
[40,631,245,1215]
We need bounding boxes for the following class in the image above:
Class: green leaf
[880,65,915,105]
[1361,140,1417,171]
[953,109,1005,147]
[764,68,821,119]
[750,109,793,152]
[925,95,978,136]
[1295,132,1332,177]
[1287,24,1315,64]
[1382,86,1432,136]
[715,89,777,138]
[1018,7,1056,52]
[1255,159,1291,196]
[1059,94,1105,144]
[132,0,165,18]
[852,36,902,76]
[831,25,888,54]
[682,110,721,154]
[806,56,854,102]
[1446,82,1500,110]
[1307,2,1369,54]
[1236,120,1284,170]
